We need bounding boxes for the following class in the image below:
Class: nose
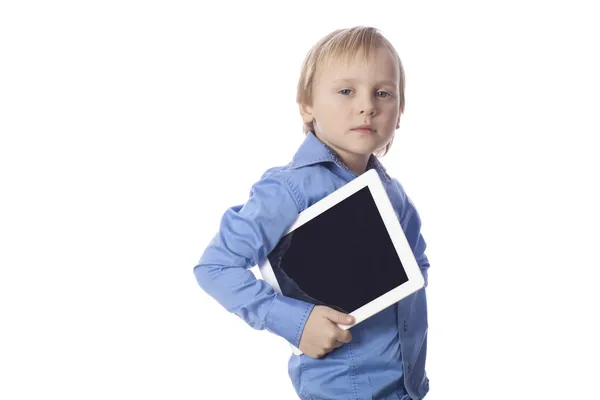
[360,109,375,116]
[358,95,376,116]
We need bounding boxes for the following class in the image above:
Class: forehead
[316,46,399,84]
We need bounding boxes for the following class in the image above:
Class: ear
[299,103,314,124]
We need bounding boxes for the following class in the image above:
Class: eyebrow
[331,78,398,87]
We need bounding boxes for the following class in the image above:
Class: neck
[312,131,372,175]
[338,151,370,175]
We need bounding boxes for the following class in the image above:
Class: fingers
[333,340,344,349]
[328,331,352,352]
[333,330,353,348]
[334,327,352,344]
[300,306,354,358]
[323,327,352,355]
[325,308,354,325]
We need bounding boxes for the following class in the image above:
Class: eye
[338,89,352,96]
[377,91,391,98]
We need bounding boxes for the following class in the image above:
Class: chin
[346,143,380,156]
[353,137,386,150]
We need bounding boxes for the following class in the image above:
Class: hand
[298,305,354,358]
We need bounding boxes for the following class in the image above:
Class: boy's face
[300,46,401,168]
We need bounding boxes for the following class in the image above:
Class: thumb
[325,308,354,324]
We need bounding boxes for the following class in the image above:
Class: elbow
[193,263,212,292]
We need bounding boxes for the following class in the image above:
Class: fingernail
[347,316,352,322]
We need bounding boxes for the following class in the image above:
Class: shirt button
[407,364,412,374]
[403,320,408,332]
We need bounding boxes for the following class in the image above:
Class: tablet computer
[257,168,424,355]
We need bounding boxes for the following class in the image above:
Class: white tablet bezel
[257,168,424,355]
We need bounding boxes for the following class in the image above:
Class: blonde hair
[296,26,405,157]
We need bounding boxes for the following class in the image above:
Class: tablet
[257,168,424,355]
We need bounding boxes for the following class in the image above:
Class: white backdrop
[1,1,599,399]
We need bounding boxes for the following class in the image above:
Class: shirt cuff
[264,295,315,347]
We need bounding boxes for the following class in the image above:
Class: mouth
[351,126,375,134]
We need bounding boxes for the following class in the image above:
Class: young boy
[194,26,431,400]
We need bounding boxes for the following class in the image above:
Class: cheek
[383,105,400,120]
[318,101,347,120]
[332,100,353,116]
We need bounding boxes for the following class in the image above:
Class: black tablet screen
[267,186,409,314]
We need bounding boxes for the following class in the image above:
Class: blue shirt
[194,132,431,400]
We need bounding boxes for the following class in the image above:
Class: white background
[1,1,599,399]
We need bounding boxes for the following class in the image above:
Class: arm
[193,172,315,347]
[393,179,430,286]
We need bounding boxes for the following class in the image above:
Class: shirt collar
[289,131,391,183]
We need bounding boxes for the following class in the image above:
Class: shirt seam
[261,168,306,211]
[282,174,305,211]
[348,341,359,399]
[294,303,312,347]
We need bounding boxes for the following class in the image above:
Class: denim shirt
[194,132,431,400]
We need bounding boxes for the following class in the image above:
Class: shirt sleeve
[193,171,315,347]
[392,179,431,286]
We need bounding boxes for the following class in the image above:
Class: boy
[194,26,431,400]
